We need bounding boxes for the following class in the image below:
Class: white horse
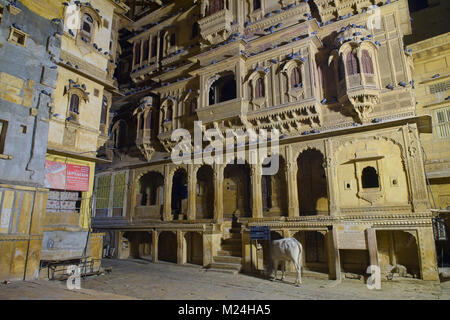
[267,237,303,286]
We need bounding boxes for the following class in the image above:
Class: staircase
[207,226,243,275]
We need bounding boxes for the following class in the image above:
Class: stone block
[2,92,23,105]
[0,72,24,89]
[41,66,57,88]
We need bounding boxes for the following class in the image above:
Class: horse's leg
[293,259,302,286]
[271,261,278,281]
[281,261,286,281]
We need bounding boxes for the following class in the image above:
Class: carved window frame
[282,59,305,99]
[248,0,265,22]
[8,26,28,48]
[248,70,269,108]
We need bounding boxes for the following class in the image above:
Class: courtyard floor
[1,258,450,300]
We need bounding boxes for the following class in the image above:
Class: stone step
[217,249,242,257]
[205,268,239,275]
[213,255,242,264]
[223,237,241,243]
[209,262,242,272]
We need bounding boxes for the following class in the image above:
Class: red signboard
[44,160,90,191]
[66,164,90,191]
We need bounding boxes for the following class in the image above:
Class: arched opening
[196,165,214,219]
[137,172,164,206]
[346,51,360,76]
[262,158,288,217]
[128,231,152,260]
[80,13,94,41]
[184,232,203,265]
[255,78,265,98]
[158,231,177,263]
[142,39,149,62]
[297,150,329,215]
[361,50,374,74]
[362,166,379,189]
[223,163,251,219]
[376,230,421,278]
[293,231,328,274]
[209,74,236,105]
[69,94,80,114]
[171,169,188,218]
[291,67,302,89]
[136,172,164,219]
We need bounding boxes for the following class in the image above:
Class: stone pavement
[1,258,450,300]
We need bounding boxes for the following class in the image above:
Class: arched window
[253,0,261,10]
[291,67,302,88]
[255,78,265,98]
[362,166,379,188]
[81,13,94,41]
[69,94,80,114]
[134,41,141,66]
[346,51,360,76]
[361,50,374,74]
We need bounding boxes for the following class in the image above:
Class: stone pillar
[187,165,197,221]
[327,227,341,280]
[152,230,158,263]
[177,230,184,265]
[251,164,263,218]
[401,125,430,212]
[417,227,440,281]
[163,165,172,221]
[285,146,299,218]
[324,139,339,216]
[366,228,379,267]
[213,163,224,223]
[241,230,256,273]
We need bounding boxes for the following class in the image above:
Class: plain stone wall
[0,0,61,188]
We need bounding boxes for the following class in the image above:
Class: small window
[291,67,302,89]
[8,27,27,47]
[435,106,450,138]
[361,50,374,74]
[362,166,379,189]
[255,78,265,98]
[346,51,360,76]
[94,88,100,97]
[81,13,94,41]
[170,33,176,47]
[69,94,80,114]
[0,120,8,154]
[103,19,109,29]
[139,113,144,130]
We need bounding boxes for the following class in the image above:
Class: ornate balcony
[198,9,234,45]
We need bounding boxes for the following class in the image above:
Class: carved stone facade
[94,0,440,282]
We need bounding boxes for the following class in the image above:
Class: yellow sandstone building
[89,0,443,282]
